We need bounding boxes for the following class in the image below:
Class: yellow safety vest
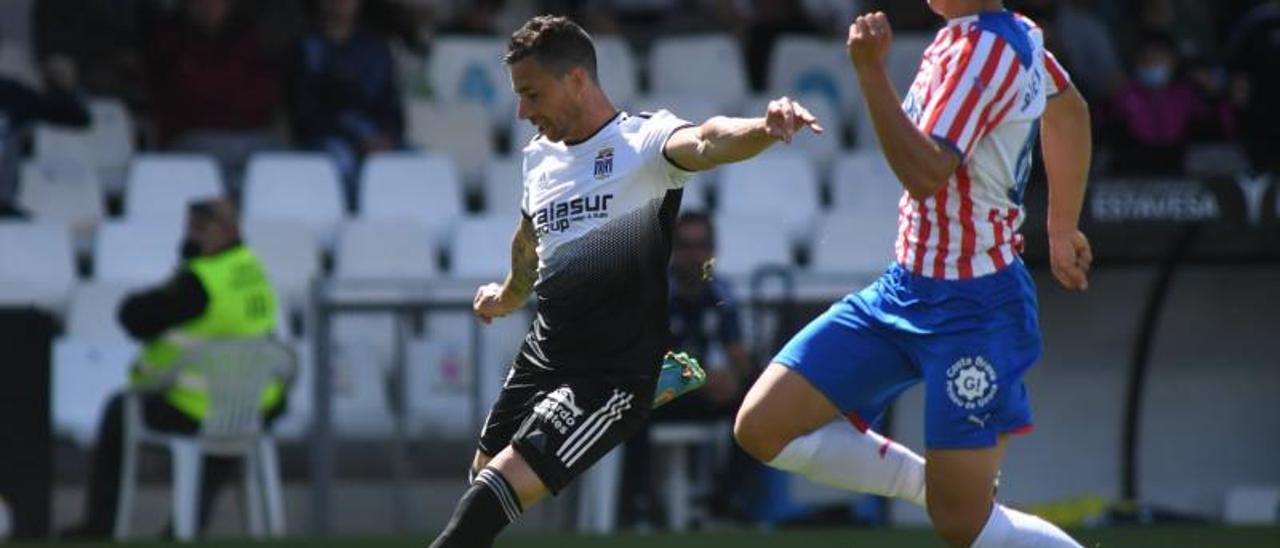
[132,245,283,420]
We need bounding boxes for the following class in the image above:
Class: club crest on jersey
[593,147,614,180]
[946,356,999,410]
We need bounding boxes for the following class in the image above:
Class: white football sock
[970,504,1083,547]
[767,420,927,506]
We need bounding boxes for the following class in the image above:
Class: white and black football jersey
[517,110,694,374]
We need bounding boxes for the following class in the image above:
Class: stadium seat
[783,92,842,171]
[481,156,523,216]
[0,220,76,314]
[124,154,224,224]
[65,282,135,343]
[93,220,182,286]
[35,98,136,194]
[334,219,438,281]
[427,36,513,131]
[242,219,320,318]
[0,39,39,87]
[715,148,821,243]
[630,94,722,129]
[887,33,932,97]
[271,339,314,441]
[649,34,749,112]
[594,35,639,108]
[358,151,465,245]
[828,151,899,211]
[17,159,104,250]
[405,100,493,189]
[509,115,540,154]
[679,179,708,213]
[809,211,898,276]
[712,213,794,278]
[404,334,475,439]
[449,215,516,279]
[767,35,863,123]
[242,152,346,248]
[52,337,135,447]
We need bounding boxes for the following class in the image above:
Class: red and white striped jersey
[895,11,1071,280]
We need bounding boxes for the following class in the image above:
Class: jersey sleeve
[637,109,696,189]
[1043,49,1072,97]
[918,32,1017,160]
[520,152,532,218]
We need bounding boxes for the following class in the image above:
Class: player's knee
[733,403,785,462]
[926,498,987,547]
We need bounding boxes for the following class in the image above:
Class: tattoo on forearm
[507,218,538,297]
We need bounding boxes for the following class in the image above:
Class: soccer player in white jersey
[427,15,821,547]
[734,1,1092,547]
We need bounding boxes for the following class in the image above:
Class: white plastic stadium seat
[334,219,438,281]
[358,151,465,245]
[809,211,897,276]
[829,151,899,211]
[0,40,40,87]
[715,148,821,243]
[405,100,493,189]
[65,282,135,342]
[52,337,135,446]
[594,35,639,108]
[786,92,842,171]
[649,34,748,112]
[125,154,223,224]
[0,221,76,314]
[449,215,516,279]
[629,94,721,129]
[243,153,345,248]
[712,213,793,278]
[93,220,182,286]
[768,35,864,123]
[428,36,513,131]
[242,219,320,318]
[17,159,104,247]
[482,156,523,216]
[36,97,136,194]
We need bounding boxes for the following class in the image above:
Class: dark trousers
[74,391,285,537]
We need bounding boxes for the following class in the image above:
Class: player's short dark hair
[504,15,598,82]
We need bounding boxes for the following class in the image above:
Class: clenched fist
[848,12,894,71]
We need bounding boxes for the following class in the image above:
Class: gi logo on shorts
[593,147,614,180]
[533,387,585,435]
[946,356,998,410]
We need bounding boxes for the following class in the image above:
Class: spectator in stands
[1225,0,1280,174]
[1014,0,1127,104]
[622,212,755,527]
[0,52,90,215]
[148,0,285,181]
[1131,0,1218,62]
[286,0,403,205]
[34,0,153,108]
[62,198,286,540]
[1109,32,1233,174]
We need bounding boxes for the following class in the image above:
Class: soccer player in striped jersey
[735,2,1091,547]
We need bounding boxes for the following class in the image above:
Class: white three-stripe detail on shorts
[557,390,624,459]
[475,468,520,522]
[561,391,634,468]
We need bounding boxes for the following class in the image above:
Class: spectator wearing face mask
[1109,32,1234,174]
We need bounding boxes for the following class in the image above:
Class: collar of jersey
[559,111,623,149]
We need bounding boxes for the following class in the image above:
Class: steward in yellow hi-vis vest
[125,201,282,420]
[63,198,289,539]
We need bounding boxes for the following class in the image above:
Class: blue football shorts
[773,260,1042,449]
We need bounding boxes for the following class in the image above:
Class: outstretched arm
[662,96,823,172]
[473,216,538,324]
[1041,85,1093,291]
[848,12,959,200]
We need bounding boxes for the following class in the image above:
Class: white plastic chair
[115,338,295,541]
[594,35,639,108]
[242,219,320,319]
[17,159,104,253]
[92,220,182,286]
[649,34,748,112]
[711,213,794,278]
[481,156,523,216]
[358,151,465,246]
[0,220,76,314]
[715,149,821,244]
[404,101,493,189]
[242,153,346,248]
[449,215,517,279]
[334,219,438,281]
[427,36,513,131]
[125,154,224,224]
[33,97,136,194]
[767,36,863,123]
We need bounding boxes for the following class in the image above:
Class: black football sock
[428,467,522,548]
